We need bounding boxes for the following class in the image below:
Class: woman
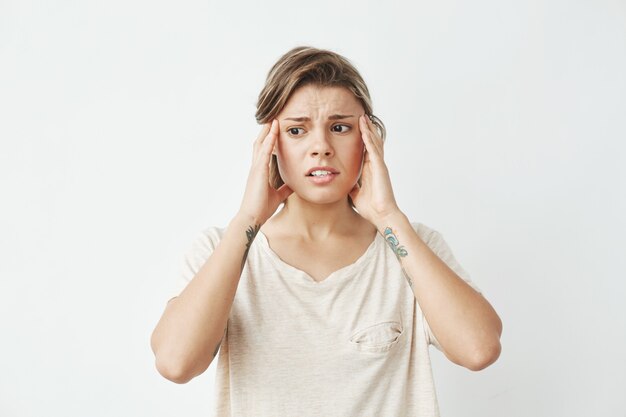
[151,46,502,416]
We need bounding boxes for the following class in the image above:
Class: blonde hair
[255,46,386,199]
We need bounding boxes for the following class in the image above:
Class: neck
[274,194,360,241]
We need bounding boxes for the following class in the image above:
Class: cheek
[349,141,365,167]
[275,141,300,178]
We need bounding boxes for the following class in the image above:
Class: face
[273,84,366,205]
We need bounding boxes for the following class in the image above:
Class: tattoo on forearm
[384,227,408,258]
[241,224,260,271]
[384,227,413,288]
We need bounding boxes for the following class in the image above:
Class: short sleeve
[412,223,481,351]
[169,226,224,301]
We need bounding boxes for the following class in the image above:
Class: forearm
[150,212,260,383]
[375,210,502,370]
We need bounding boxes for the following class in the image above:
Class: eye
[332,124,351,133]
[287,127,305,137]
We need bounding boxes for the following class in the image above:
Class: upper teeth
[310,170,331,176]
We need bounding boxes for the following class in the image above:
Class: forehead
[280,85,363,115]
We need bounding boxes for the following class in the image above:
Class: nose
[309,129,334,157]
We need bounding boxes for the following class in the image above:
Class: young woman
[151,46,502,416]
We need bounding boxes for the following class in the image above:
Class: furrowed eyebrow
[283,114,355,122]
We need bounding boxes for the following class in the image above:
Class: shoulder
[198,225,227,241]
[407,221,442,246]
[406,221,462,263]
[173,225,228,296]
[408,220,481,292]
[185,225,227,257]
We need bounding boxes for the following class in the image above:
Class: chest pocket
[349,321,404,353]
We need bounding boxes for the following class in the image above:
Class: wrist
[232,211,263,230]
[374,209,408,232]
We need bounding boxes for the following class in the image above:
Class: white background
[1,1,625,416]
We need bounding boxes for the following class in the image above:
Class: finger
[254,121,272,148]
[255,120,278,164]
[261,119,279,153]
[360,116,383,159]
[364,115,384,156]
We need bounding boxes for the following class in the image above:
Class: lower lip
[307,173,338,184]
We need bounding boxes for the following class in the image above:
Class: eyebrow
[282,114,355,122]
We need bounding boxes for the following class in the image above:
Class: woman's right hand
[238,119,293,225]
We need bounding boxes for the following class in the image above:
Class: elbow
[154,355,195,384]
[466,313,503,371]
[151,333,197,384]
[466,338,502,372]
[150,325,217,384]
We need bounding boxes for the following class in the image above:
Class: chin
[289,188,351,206]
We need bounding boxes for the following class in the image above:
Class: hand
[349,115,401,227]
[238,120,293,225]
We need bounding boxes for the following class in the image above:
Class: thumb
[276,183,293,202]
[349,182,360,202]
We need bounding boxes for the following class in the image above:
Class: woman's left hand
[349,114,401,227]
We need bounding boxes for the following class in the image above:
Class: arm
[351,113,501,371]
[150,119,292,383]
[375,210,502,371]
[150,213,259,383]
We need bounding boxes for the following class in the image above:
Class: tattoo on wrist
[384,227,408,258]
[241,224,260,271]
[384,227,413,288]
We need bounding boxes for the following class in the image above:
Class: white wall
[1,0,624,416]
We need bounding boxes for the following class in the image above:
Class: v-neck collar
[255,229,381,286]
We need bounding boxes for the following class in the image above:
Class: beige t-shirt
[173,221,481,417]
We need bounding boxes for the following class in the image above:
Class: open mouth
[306,170,339,184]
[307,170,337,177]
